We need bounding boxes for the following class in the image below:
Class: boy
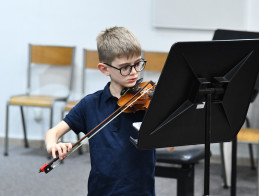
[45,26,156,196]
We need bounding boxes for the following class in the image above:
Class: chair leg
[220,143,229,188]
[20,106,29,148]
[50,106,53,128]
[45,107,54,160]
[177,165,194,196]
[257,143,259,196]
[4,104,10,156]
[77,134,83,155]
[248,143,256,170]
[60,110,65,143]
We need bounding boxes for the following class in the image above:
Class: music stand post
[131,40,259,196]
[202,83,225,195]
[191,77,227,195]
[204,91,212,196]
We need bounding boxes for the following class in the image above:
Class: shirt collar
[103,82,117,102]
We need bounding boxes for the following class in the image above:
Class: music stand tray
[131,39,259,196]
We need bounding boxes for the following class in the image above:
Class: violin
[118,79,156,113]
[39,79,156,174]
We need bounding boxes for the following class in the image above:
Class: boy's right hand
[47,143,72,160]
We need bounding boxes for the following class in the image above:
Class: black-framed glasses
[103,59,146,76]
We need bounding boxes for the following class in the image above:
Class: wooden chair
[61,49,99,153]
[4,44,76,156]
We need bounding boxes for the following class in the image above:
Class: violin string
[52,85,153,169]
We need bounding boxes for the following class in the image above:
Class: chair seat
[9,95,63,107]
[64,101,78,111]
[237,128,259,143]
[156,146,205,165]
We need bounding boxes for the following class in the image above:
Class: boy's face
[107,55,142,89]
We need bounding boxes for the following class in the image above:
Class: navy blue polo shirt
[64,82,156,196]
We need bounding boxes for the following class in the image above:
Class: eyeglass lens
[120,60,146,76]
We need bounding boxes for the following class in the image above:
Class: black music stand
[131,40,259,196]
[213,29,259,196]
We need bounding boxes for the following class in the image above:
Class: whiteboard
[152,0,247,30]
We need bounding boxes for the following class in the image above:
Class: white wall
[1,0,259,156]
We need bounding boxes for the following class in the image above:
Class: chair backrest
[84,49,99,69]
[82,49,99,94]
[143,51,168,72]
[28,44,76,98]
[30,45,75,65]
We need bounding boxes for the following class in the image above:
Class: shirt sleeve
[63,98,87,135]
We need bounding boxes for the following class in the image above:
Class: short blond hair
[96,26,141,64]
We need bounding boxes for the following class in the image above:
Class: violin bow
[39,81,154,174]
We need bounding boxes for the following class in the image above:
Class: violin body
[117,81,156,113]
